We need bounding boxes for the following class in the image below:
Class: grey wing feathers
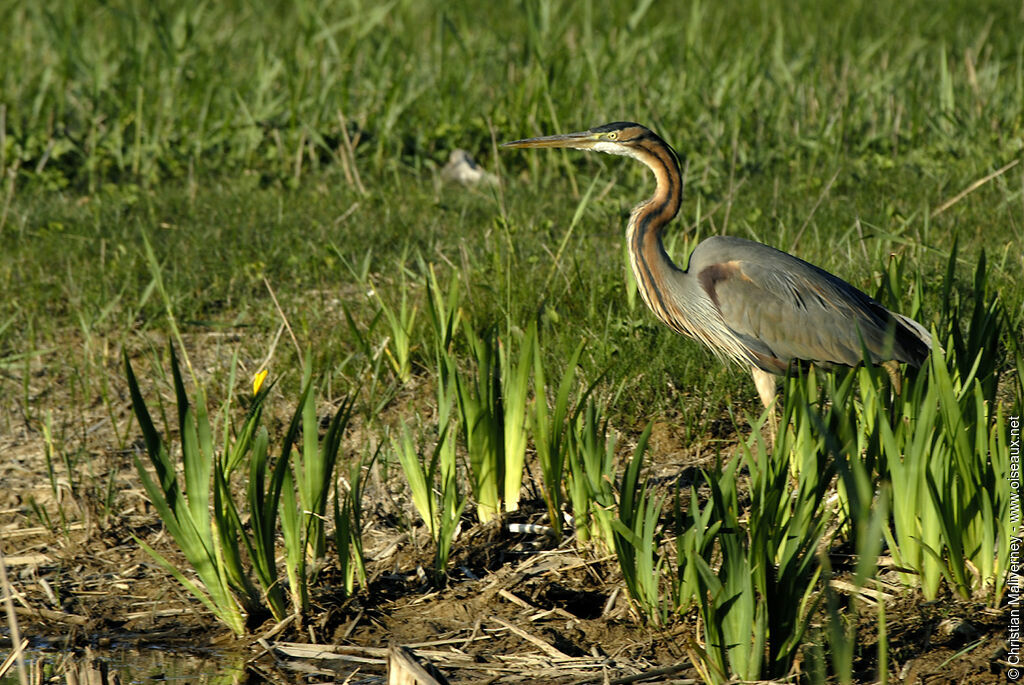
[691,236,931,372]
[893,312,934,352]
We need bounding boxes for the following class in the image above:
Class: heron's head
[502,122,663,160]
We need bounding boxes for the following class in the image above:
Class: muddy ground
[0,342,1012,683]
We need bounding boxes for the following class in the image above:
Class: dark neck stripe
[629,139,683,319]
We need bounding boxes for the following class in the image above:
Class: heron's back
[685,236,932,373]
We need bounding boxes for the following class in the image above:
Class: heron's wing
[692,240,927,370]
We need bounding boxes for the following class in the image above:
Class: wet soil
[0,341,1013,683]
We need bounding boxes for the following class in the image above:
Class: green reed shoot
[392,411,465,584]
[424,263,462,357]
[424,263,540,523]
[879,249,1008,602]
[531,340,584,539]
[819,551,855,685]
[687,376,844,682]
[345,307,405,432]
[126,347,250,634]
[34,412,76,538]
[455,324,504,523]
[373,269,418,384]
[425,265,496,531]
[669,462,724,620]
[815,486,889,685]
[394,424,440,540]
[691,457,765,683]
[234,421,289,622]
[335,450,372,596]
[203,364,289,626]
[279,363,356,615]
[127,343,363,632]
[418,263,470,579]
[750,381,834,678]
[433,348,469,583]
[609,424,666,623]
[883,341,1008,601]
[500,322,535,513]
[434,422,467,584]
[566,398,617,548]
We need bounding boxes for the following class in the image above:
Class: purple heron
[503,122,932,409]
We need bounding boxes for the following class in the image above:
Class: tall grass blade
[125,349,245,634]
[501,322,535,512]
[456,324,504,523]
[610,424,665,623]
[335,448,373,595]
[532,340,584,538]
[393,424,439,540]
[567,399,617,548]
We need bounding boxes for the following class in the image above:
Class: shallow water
[0,645,248,685]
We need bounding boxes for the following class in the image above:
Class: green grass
[4,0,1019,491]
[2,0,1022,677]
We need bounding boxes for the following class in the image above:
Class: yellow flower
[253,369,268,395]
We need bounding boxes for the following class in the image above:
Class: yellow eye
[605,131,619,141]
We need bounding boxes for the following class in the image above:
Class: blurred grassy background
[1,0,1021,440]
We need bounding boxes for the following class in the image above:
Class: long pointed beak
[502,130,598,150]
